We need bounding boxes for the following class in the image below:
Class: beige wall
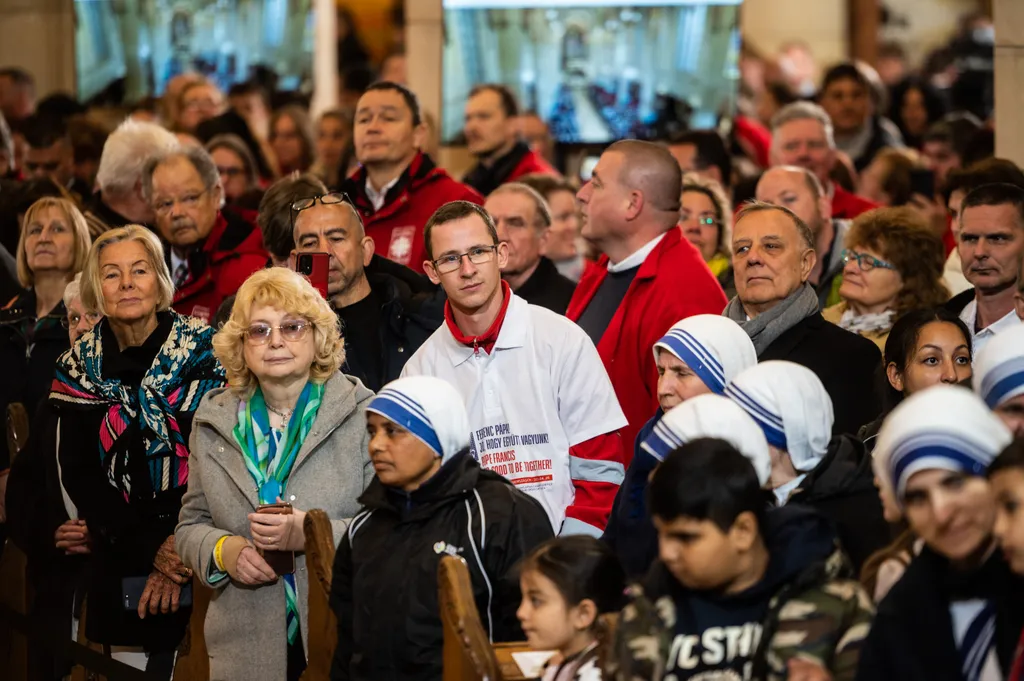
[994,0,1024,167]
[0,0,76,97]
[741,0,848,68]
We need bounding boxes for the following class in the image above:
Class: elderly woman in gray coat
[176,267,373,681]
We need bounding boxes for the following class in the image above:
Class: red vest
[567,229,728,459]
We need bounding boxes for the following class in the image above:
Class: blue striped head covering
[641,394,771,485]
[973,324,1024,410]
[653,315,757,394]
[873,386,1011,506]
[724,361,833,472]
[366,376,470,464]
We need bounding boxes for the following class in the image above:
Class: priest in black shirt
[484,183,576,314]
[292,192,442,391]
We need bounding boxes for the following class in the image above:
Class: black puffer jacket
[338,270,443,392]
[788,434,890,572]
[329,451,553,681]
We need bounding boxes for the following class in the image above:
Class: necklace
[266,402,293,425]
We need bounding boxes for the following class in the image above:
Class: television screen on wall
[74,0,314,104]
[441,0,743,144]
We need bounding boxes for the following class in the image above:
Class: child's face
[516,569,592,652]
[653,515,743,591]
[992,468,1024,575]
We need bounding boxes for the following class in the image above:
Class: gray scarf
[722,283,820,355]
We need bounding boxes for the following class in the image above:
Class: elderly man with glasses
[143,144,268,323]
[291,191,443,391]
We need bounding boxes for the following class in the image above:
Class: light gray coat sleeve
[176,425,232,588]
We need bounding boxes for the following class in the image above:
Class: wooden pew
[300,509,337,681]
[438,555,537,681]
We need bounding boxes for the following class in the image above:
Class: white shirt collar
[170,249,187,275]
[959,299,1021,353]
[607,233,666,273]
[365,175,401,212]
[774,473,807,505]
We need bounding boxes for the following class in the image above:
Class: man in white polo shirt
[402,200,627,536]
[947,183,1024,353]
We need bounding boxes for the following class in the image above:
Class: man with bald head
[756,165,850,306]
[567,139,728,459]
[723,202,882,434]
[292,192,442,390]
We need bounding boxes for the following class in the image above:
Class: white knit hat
[873,385,1011,506]
[641,394,771,485]
[367,376,470,464]
[652,315,757,394]
[725,361,834,472]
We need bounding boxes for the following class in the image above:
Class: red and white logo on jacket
[387,226,416,265]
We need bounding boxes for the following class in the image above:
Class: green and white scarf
[233,380,324,645]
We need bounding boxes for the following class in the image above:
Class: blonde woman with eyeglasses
[176,267,373,681]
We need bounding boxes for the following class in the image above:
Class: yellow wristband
[213,535,230,571]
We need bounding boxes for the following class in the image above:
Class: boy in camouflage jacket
[606,439,874,681]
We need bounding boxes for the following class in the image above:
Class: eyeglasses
[61,311,101,329]
[291,192,352,213]
[841,249,897,272]
[431,245,498,274]
[153,188,210,215]
[244,320,312,345]
[290,192,353,228]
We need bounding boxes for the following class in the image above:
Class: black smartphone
[909,168,936,198]
[122,576,193,611]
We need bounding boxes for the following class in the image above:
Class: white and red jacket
[402,283,627,536]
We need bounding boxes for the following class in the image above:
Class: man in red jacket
[462,84,559,196]
[144,145,268,323]
[341,81,483,268]
[567,140,728,460]
[769,101,877,221]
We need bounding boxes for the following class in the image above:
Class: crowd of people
[0,14,1023,681]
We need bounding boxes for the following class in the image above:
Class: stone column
[0,0,76,97]
[994,0,1024,167]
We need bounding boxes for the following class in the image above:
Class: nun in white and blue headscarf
[726,360,889,570]
[606,394,770,577]
[973,323,1024,437]
[861,386,1021,681]
[725,361,834,502]
[603,315,757,577]
[365,376,471,483]
[344,376,553,677]
[640,394,771,484]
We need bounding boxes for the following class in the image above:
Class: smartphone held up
[295,252,329,299]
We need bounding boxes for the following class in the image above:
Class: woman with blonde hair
[0,196,91,429]
[51,224,224,677]
[176,267,373,681]
[678,175,735,297]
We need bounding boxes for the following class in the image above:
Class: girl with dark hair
[859,307,973,452]
[517,536,626,681]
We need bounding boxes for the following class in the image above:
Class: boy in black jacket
[609,438,872,681]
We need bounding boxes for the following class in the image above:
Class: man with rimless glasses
[142,144,268,324]
[291,191,442,391]
[402,200,627,537]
